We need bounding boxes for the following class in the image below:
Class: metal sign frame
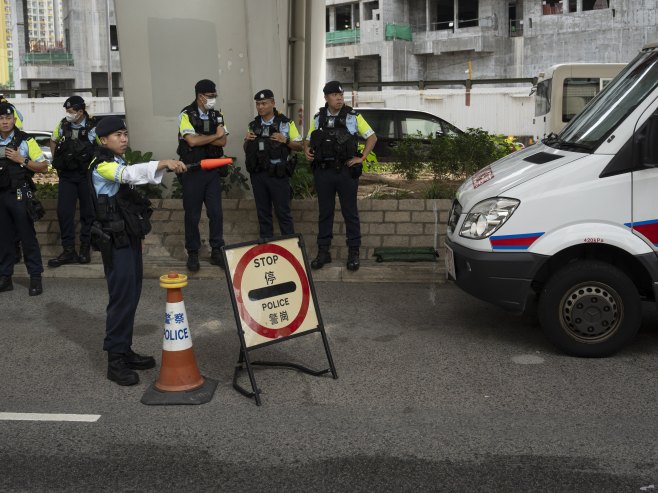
[222,234,337,405]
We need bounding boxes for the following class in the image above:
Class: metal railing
[509,19,524,37]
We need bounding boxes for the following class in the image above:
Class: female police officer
[89,116,186,386]
[0,102,49,296]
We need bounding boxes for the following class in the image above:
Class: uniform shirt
[305,108,374,140]
[51,117,97,144]
[178,107,229,137]
[0,131,46,162]
[248,115,302,165]
[91,154,165,197]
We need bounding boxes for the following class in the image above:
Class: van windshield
[554,48,658,151]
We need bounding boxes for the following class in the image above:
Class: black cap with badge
[254,89,274,101]
[0,103,13,115]
[63,95,85,110]
[195,79,216,94]
[323,81,344,95]
[96,116,126,137]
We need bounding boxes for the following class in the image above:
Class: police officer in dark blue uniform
[48,96,97,267]
[244,89,303,240]
[304,81,377,271]
[89,116,186,385]
[177,79,228,272]
[0,103,49,295]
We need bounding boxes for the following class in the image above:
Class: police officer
[244,89,303,240]
[304,81,377,272]
[48,96,97,267]
[89,116,186,386]
[0,94,24,129]
[0,103,49,295]
[177,79,228,272]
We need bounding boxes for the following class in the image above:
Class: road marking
[0,413,101,422]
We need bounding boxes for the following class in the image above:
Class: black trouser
[0,186,43,277]
[250,170,294,239]
[102,236,142,353]
[56,171,94,248]
[313,165,360,248]
[181,168,224,252]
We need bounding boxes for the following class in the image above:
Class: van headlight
[459,198,520,239]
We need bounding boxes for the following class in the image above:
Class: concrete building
[325,0,658,85]
[0,0,13,86]
[9,0,121,97]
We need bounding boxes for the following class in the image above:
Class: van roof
[642,41,658,50]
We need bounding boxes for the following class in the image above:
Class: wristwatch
[21,157,29,168]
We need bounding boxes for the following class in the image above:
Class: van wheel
[538,260,641,357]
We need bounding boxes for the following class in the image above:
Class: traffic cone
[141,272,218,405]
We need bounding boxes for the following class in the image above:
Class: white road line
[0,413,101,422]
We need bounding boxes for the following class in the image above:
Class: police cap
[323,80,344,95]
[96,116,126,137]
[254,89,274,101]
[63,95,85,110]
[195,79,216,95]
[0,103,13,116]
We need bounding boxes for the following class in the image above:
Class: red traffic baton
[187,157,233,170]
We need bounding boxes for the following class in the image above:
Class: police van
[444,42,658,357]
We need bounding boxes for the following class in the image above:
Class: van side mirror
[634,113,658,168]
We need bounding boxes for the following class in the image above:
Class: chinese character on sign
[269,313,279,325]
[280,311,289,322]
[164,313,171,324]
[265,271,276,285]
[174,313,185,324]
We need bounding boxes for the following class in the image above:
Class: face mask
[204,98,216,110]
[65,113,77,122]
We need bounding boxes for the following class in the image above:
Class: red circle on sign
[232,243,310,339]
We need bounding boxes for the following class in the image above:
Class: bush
[34,182,58,199]
[391,128,519,182]
[422,180,459,199]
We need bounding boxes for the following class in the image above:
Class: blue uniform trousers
[103,237,142,353]
[313,165,361,248]
[0,186,43,277]
[250,170,294,239]
[56,171,94,248]
[181,168,224,252]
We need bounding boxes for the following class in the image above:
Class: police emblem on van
[472,166,494,189]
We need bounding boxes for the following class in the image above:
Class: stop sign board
[224,237,320,348]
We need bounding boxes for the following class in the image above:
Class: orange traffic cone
[141,272,218,405]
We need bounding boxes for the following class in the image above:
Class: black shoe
[48,247,78,268]
[0,276,13,292]
[311,249,332,270]
[186,252,200,272]
[209,248,225,269]
[346,248,360,272]
[28,277,42,296]
[107,353,139,386]
[125,349,156,370]
[78,243,91,264]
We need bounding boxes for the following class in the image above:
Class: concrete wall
[13,96,125,131]
[35,198,450,262]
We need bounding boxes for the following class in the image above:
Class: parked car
[354,108,463,161]
[24,130,53,161]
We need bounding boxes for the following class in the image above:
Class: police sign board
[224,236,320,348]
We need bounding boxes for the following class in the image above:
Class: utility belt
[312,158,362,179]
[252,159,296,178]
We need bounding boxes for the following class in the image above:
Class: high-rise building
[0,0,13,86]
[25,0,64,51]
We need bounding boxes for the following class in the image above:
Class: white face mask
[204,98,216,110]
[65,112,78,122]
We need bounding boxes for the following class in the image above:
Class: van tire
[538,260,641,357]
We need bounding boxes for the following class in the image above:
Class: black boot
[186,251,200,272]
[28,276,42,296]
[48,246,78,268]
[311,249,332,270]
[209,248,225,269]
[107,353,139,386]
[78,243,91,264]
[125,349,156,370]
[0,276,13,292]
[346,248,360,272]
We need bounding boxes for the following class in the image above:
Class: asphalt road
[1,278,657,492]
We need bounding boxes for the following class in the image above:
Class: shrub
[422,180,459,199]
[34,182,58,199]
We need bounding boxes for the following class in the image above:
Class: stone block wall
[36,198,452,262]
